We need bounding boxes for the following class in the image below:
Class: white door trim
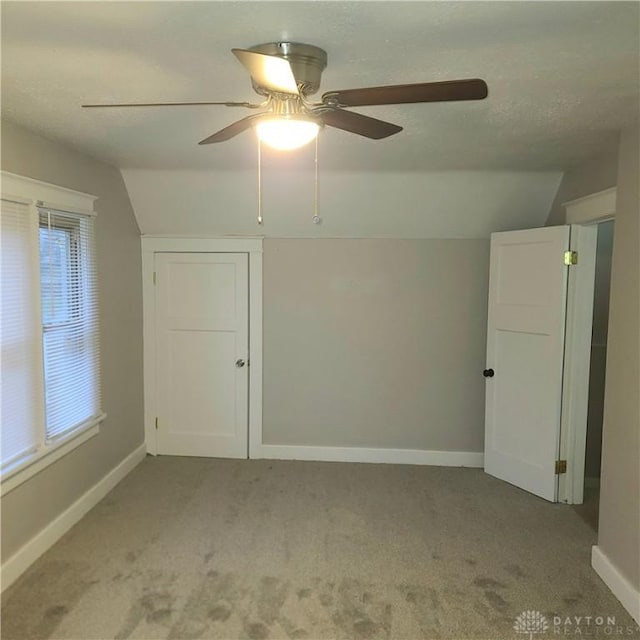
[563,187,616,224]
[559,188,617,504]
[141,236,263,457]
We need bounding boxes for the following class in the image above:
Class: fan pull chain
[313,135,320,224]
[257,138,263,225]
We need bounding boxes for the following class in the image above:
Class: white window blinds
[38,207,101,441]
[1,196,101,477]
[1,199,45,468]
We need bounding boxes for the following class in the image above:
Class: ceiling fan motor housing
[249,42,328,96]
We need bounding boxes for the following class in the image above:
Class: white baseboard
[1,443,147,592]
[592,545,640,624]
[258,444,484,467]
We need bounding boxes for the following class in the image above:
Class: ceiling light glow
[256,118,320,151]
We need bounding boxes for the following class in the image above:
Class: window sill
[0,414,106,497]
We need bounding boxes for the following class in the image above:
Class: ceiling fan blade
[82,101,259,108]
[322,79,488,107]
[232,48,299,95]
[198,114,263,144]
[316,108,402,139]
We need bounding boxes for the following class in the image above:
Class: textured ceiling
[1,1,638,172]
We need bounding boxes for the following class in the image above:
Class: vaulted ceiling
[2,1,639,173]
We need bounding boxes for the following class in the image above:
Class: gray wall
[123,168,561,239]
[598,125,640,590]
[546,147,619,226]
[545,128,639,592]
[0,120,144,560]
[263,238,489,452]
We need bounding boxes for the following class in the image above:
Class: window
[39,208,101,441]
[1,192,102,491]
[1,198,44,469]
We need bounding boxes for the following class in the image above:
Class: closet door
[155,252,248,458]
[484,226,570,501]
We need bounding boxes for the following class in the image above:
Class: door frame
[141,237,263,457]
[558,188,616,504]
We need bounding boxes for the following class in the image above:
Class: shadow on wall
[585,221,614,481]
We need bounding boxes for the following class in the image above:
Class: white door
[155,252,248,458]
[484,226,570,501]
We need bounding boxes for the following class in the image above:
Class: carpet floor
[2,456,638,640]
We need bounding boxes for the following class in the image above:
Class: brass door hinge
[153,271,157,285]
[555,460,567,474]
[155,417,158,430]
[564,251,578,266]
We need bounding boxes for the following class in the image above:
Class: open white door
[484,226,570,502]
[155,252,249,459]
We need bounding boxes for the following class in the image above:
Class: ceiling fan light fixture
[256,116,320,151]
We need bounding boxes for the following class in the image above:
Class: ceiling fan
[83,42,488,151]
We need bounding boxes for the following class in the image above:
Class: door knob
[236,359,245,368]
[483,368,494,378]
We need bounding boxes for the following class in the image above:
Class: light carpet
[2,456,638,639]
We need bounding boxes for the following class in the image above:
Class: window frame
[1,172,103,497]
